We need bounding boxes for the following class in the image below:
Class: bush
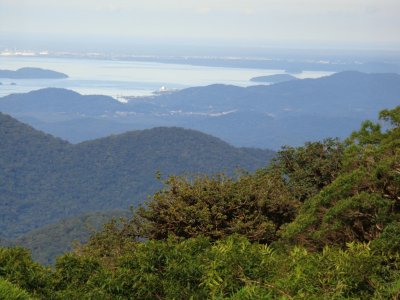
[0,278,33,300]
[0,247,51,298]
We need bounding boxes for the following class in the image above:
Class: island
[0,67,68,79]
[250,73,298,84]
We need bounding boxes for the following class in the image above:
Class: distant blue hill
[0,67,68,79]
[0,88,121,114]
[1,71,399,149]
[250,74,298,83]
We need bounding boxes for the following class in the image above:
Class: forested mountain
[0,106,399,299]
[0,112,274,239]
[0,67,68,79]
[1,71,399,148]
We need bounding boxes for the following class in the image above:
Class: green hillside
[0,112,274,238]
[6,210,130,265]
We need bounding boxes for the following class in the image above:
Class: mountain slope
[4,210,130,265]
[0,113,274,238]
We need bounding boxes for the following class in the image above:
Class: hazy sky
[1,0,399,50]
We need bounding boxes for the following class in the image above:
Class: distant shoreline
[1,52,399,73]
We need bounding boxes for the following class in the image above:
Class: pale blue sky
[1,0,399,50]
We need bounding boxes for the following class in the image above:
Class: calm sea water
[0,56,333,101]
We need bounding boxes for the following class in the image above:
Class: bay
[0,56,332,100]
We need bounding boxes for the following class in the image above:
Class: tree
[282,106,400,249]
[271,138,345,202]
[132,172,299,244]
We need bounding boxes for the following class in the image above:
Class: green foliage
[201,235,277,299]
[133,172,298,243]
[49,253,111,300]
[283,106,400,248]
[77,215,138,268]
[272,138,344,201]
[276,243,385,299]
[0,248,51,298]
[53,254,102,290]
[380,106,400,128]
[0,278,33,300]
[371,221,400,254]
[110,237,210,299]
[4,235,399,299]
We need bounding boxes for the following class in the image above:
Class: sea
[0,56,333,101]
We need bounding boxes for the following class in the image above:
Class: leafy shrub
[134,173,299,243]
[0,278,33,300]
[0,247,51,298]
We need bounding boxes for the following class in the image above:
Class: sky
[0,0,399,51]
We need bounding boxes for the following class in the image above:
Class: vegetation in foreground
[0,106,399,299]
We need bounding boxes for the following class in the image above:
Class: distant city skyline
[1,0,399,51]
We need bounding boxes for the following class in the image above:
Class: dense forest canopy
[0,112,274,240]
[0,106,399,299]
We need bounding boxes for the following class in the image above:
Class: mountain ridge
[0,112,274,239]
[1,71,400,149]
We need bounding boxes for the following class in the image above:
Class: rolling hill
[0,112,274,239]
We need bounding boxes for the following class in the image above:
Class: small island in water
[0,67,68,79]
[250,73,298,84]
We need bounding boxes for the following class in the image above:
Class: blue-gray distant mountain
[0,67,68,79]
[1,71,399,149]
[0,88,121,114]
[0,112,274,239]
[250,74,298,83]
